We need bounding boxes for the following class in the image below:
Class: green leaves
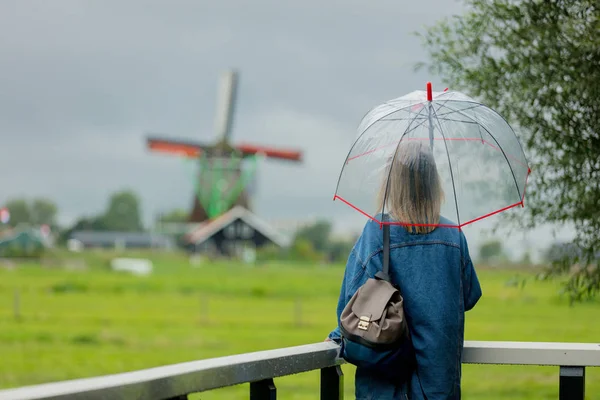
[2,198,58,227]
[101,190,143,232]
[418,0,600,301]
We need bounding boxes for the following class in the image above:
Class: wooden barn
[183,206,291,258]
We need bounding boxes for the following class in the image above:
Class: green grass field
[0,251,598,399]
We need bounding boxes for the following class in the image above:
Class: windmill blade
[146,136,214,158]
[236,143,303,162]
[213,70,238,143]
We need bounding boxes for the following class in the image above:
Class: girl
[327,141,482,399]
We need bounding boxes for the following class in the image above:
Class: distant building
[183,206,291,257]
[0,228,46,257]
[69,231,175,250]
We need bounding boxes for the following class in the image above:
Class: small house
[183,206,291,258]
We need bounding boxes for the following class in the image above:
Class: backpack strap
[375,224,392,283]
[383,223,390,278]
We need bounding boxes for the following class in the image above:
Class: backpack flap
[351,278,398,322]
[340,278,407,349]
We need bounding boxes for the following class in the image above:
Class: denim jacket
[328,215,482,400]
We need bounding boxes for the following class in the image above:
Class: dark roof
[185,206,290,247]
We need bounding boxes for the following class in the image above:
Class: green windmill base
[185,152,260,221]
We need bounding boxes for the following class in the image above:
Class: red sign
[0,208,9,224]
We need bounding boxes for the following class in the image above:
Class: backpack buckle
[358,316,370,331]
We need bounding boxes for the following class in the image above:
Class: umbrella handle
[427,82,433,101]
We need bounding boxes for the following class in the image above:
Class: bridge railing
[0,341,598,400]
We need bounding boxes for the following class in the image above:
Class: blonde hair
[377,140,444,234]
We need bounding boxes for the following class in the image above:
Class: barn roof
[184,206,291,248]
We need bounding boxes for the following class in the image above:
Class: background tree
[158,209,188,224]
[285,220,359,263]
[288,238,323,263]
[101,190,144,232]
[478,239,504,264]
[3,199,31,227]
[327,239,356,264]
[58,189,144,243]
[417,0,599,301]
[2,197,58,228]
[293,220,332,254]
[30,198,58,227]
[59,216,107,243]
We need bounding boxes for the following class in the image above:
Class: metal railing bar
[463,341,600,366]
[0,342,341,400]
[0,341,598,400]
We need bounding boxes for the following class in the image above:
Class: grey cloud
[1,0,569,258]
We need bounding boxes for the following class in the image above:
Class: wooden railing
[0,341,598,400]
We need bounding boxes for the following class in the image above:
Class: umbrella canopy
[334,83,530,229]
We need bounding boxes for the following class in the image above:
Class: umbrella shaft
[428,104,434,149]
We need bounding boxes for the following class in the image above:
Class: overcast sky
[0,0,573,260]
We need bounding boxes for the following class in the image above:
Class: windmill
[146,70,303,223]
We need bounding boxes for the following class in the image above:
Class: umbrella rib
[379,115,426,121]
[385,116,480,125]
[430,106,462,227]
[435,103,482,117]
[436,103,523,201]
[427,117,478,125]
[472,113,486,144]
[380,117,428,121]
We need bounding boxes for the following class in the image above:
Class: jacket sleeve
[327,247,362,342]
[460,231,482,311]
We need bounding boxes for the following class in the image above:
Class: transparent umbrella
[334,83,530,229]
